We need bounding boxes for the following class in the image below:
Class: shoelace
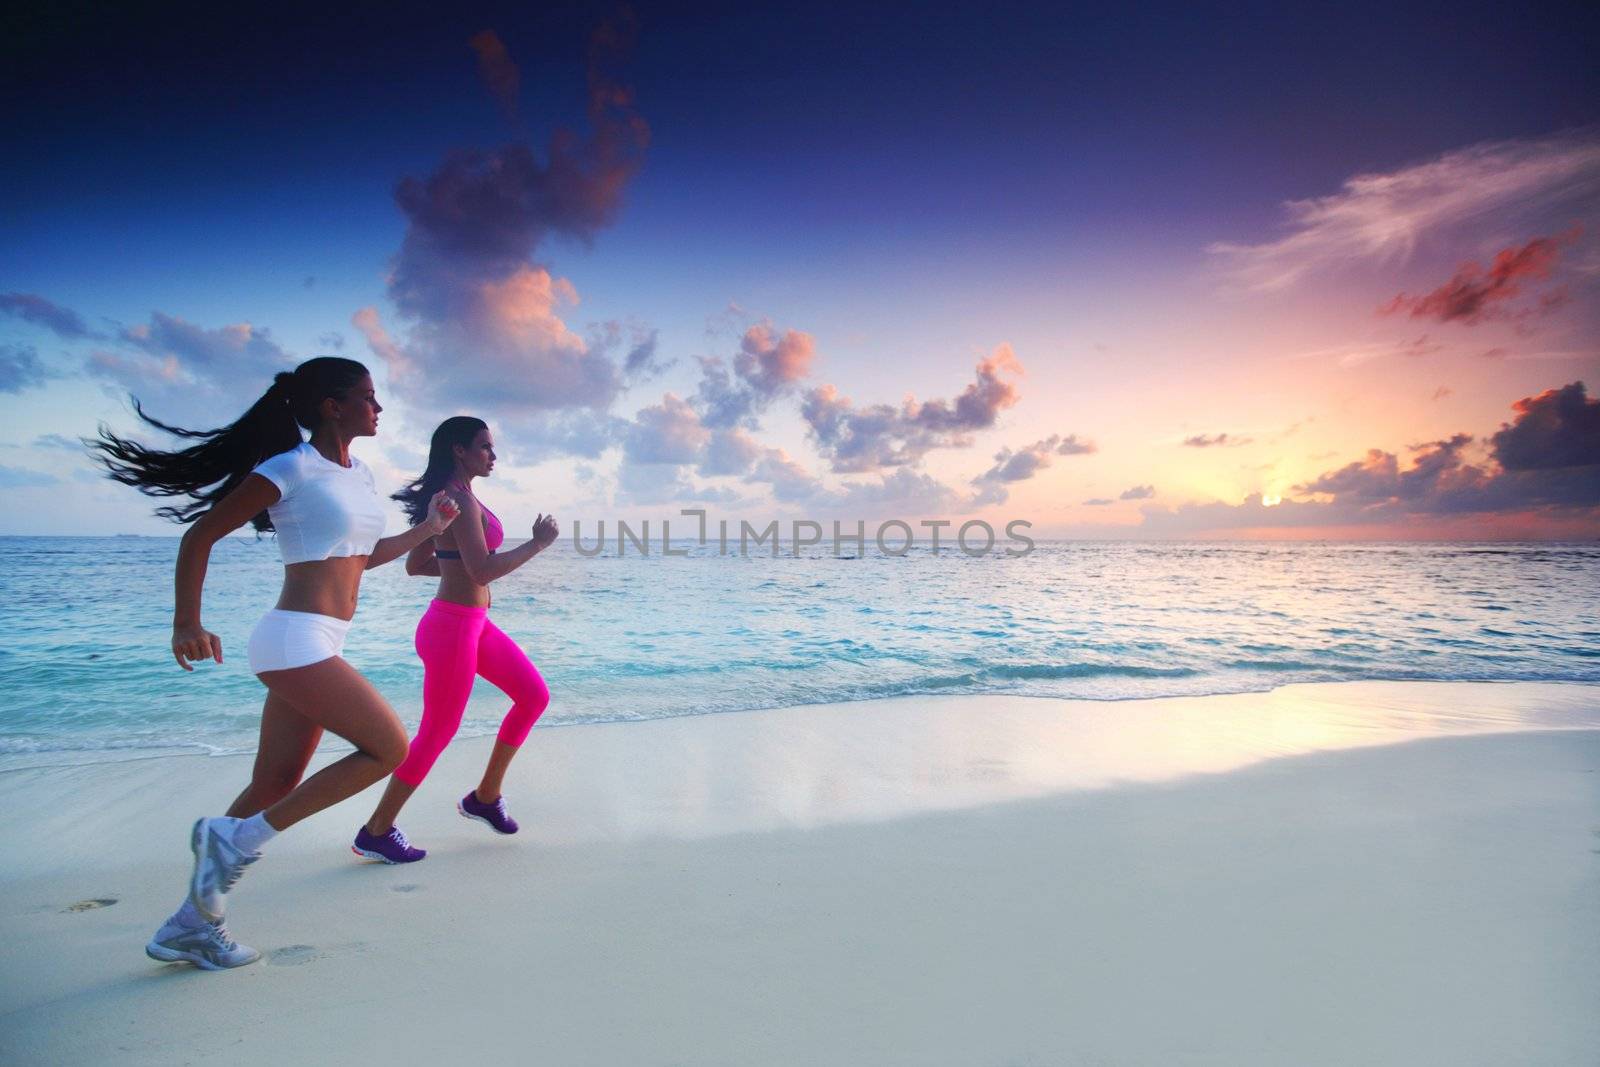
[207,922,239,951]
[390,827,413,851]
[491,798,508,819]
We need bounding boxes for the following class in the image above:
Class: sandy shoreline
[2,681,1598,1065]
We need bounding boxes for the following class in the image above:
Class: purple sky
[2,3,1598,537]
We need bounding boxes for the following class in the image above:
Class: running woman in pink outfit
[354,416,559,863]
[92,358,459,969]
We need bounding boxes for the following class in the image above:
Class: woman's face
[456,427,496,478]
[329,375,381,437]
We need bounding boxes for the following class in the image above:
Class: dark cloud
[624,329,661,375]
[1182,432,1251,448]
[695,324,815,429]
[1380,230,1577,324]
[1489,380,1599,471]
[369,15,650,423]
[803,345,1024,472]
[317,331,345,351]
[1120,485,1155,500]
[0,343,50,393]
[1082,497,1114,506]
[0,292,97,340]
[1432,386,1453,401]
[468,30,521,124]
[1055,434,1096,455]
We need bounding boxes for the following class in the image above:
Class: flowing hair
[89,356,371,531]
[393,416,488,524]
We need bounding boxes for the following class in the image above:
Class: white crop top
[250,443,388,564]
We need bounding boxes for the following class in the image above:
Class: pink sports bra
[435,482,503,559]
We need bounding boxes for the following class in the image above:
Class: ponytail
[393,415,487,524]
[91,356,369,530]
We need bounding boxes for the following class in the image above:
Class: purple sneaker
[458,791,519,835]
[351,825,426,864]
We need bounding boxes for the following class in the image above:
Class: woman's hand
[426,490,462,535]
[172,623,222,671]
[532,513,559,550]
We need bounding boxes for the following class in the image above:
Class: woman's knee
[509,669,550,715]
[370,724,411,773]
[250,767,303,802]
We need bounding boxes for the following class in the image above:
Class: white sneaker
[189,817,261,921]
[146,915,261,970]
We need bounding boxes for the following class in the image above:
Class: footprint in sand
[62,898,117,912]
[268,944,324,966]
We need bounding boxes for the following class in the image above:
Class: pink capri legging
[393,599,551,787]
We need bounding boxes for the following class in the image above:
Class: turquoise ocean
[2,536,1598,768]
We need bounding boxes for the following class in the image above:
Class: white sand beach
[2,680,1598,1065]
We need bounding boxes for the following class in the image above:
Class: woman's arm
[406,540,441,577]
[365,492,459,570]
[173,473,281,671]
[452,502,559,586]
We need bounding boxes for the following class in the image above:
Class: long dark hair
[393,416,487,524]
[90,356,371,531]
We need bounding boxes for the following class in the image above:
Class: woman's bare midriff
[275,556,371,620]
[432,556,492,609]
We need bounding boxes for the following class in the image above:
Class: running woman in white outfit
[92,357,458,969]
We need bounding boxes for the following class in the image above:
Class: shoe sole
[188,818,222,922]
[146,940,260,971]
[350,845,424,864]
[457,802,517,835]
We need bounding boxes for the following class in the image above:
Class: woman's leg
[470,619,551,802]
[253,657,410,831]
[224,691,323,818]
[176,656,408,929]
[365,605,482,833]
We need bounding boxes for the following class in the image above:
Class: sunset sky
[3,3,1597,538]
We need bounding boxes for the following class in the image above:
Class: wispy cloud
[0,292,99,340]
[1210,132,1600,290]
[1182,432,1252,448]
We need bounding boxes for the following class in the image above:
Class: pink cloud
[1380,230,1577,324]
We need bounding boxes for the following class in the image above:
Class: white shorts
[247,609,351,673]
